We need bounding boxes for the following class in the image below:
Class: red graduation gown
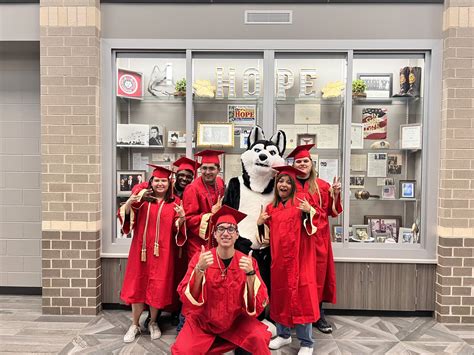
[171,248,271,355]
[265,198,321,327]
[182,176,225,258]
[117,191,186,309]
[296,177,343,304]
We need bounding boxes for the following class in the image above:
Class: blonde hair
[293,160,322,207]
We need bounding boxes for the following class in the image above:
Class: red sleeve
[327,189,343,218]
[182,183,210,239]
[177,253,206,309]
[246,258,269,317]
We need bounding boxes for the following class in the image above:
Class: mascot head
[241,126,286,193]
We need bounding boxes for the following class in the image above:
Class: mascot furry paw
[224,125,285,293]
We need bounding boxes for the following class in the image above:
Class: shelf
[275,97,344,106]
[193,96,263,104]
[117,145,185,149]
[352,96,422,105]
[118,95,186,104]
[349,198,419,202]
[350,148,421,153]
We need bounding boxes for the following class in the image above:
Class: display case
[102,40,441,263]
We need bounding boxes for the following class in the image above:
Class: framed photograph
[117,68,144,100]
[152,153,176,163]
[381,185,396,199]
[117,124,149,147]
[168,130,186,148]
[350,175,365,189]
[387,154,402,174]
[332,225,343,243]
[351,123,364,149]
[197,122,234,147]
[297,133,317,146]
[357,73,393,98]
[364,215,402,242]
[149,125,164,147]
[351,225,373,243]
[399,227,414,244]
[400,124,422,150]
[117,171,146,197]
[227,104,257,125]
[240,128,251,149]
[399,180,416,199]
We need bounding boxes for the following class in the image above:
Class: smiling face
[293,157,313,178]
[200,163,219,185]
[176,170,194,190]
[150,176,169,196]
[276,174,295,202]
[214,223,239,248]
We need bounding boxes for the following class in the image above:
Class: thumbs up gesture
[197,245,213,272]
[239,250,254,274]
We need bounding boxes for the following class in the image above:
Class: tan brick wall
[40,0,101,315]
[437,0,474,324]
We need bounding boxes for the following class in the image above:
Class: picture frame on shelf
[332,225,343,243]
[364,215,401,242]
[399,227,414,243]
[149,125,164,147]
[351,123,364,149]
[357,73,393,98]
[399,180,416,199]
[381,185,396,199]
[387,154,402,174]
[400,124,422,150]
[374,232,391,243]
[197,122,234,147]
[167,130,186,148]
[297,133,317,146]
[351,225,373,243]
[117,170,146,197]
[117,124,149,147]
[350,175,365,189]
[227,104,257,126]
[152,153,176,163]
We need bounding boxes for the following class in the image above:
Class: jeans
[276,322,314,348]
[176,312,185,333]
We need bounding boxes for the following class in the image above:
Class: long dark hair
[272,173,296,207]
[148,176,175,203]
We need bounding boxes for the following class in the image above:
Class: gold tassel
[154,242,159,256]
[141,248,146,262]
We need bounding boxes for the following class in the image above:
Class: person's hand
[296,196,312,213]
[257,205,270,225]
[332,176,342,196]
[211,196,224,214]
[239,250,254,274]
[142,188,158,202]
[126,193,141,206]
[174,201,185,218]
[196,245,213,272]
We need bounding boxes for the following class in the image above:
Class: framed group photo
[197,122,234,147]
[117,171,146,197]
[364,215,401,242]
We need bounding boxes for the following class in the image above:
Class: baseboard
[0,286,42,295]
[102,303,131,310]
[324,309,433,317]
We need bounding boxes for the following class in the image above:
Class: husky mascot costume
[224,126,286,294]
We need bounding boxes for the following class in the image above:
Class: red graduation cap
[147,164,173,179]
[286,144,315,160]
[272,165,305,181]
[194,149,224,166]
[173,157,200,174]
[210,205,247,227]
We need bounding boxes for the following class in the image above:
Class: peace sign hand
[296,196,312,213]
[211,195,224,214]
[332,176,342,196]
[174,201,185,218]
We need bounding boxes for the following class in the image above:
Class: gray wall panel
[0,4,39,41]
[102,3,443,40]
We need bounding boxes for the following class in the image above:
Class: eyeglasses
[216,226,237,234]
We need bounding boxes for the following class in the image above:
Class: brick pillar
[436,1,474,324]
[40,1,102,315]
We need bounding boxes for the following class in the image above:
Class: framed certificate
[351,123,364,149]
[400,124,422,150]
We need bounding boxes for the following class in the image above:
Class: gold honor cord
[154,202,165,257]
[141,203,152,262]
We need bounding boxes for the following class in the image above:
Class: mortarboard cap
[272,165,305,181]
[286,144,315,160]
[173,157,200,174]
[147,164,173,179]
[210,205,247,227]
[194,149,224,166]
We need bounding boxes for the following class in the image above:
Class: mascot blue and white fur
[224,125,286,295]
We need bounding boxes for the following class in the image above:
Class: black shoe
[171,312,179,326]
[315,318,332,334]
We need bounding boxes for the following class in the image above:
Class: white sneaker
[261,319,277,338]
[123,324,140,343]
[269,336,292,350]
[298,347,314,355]
[148,321,162,340]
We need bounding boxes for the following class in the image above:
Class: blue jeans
[276,322,314,348]
[176,312,185,333]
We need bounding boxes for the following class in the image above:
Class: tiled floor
[1,296,473,354]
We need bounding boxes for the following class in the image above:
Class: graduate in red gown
[288,144,343,334]
[171,205,271,355]
[117,165,187,343]
[257,166,320,355]
[182,150,226,259]
[172,157,199,199]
